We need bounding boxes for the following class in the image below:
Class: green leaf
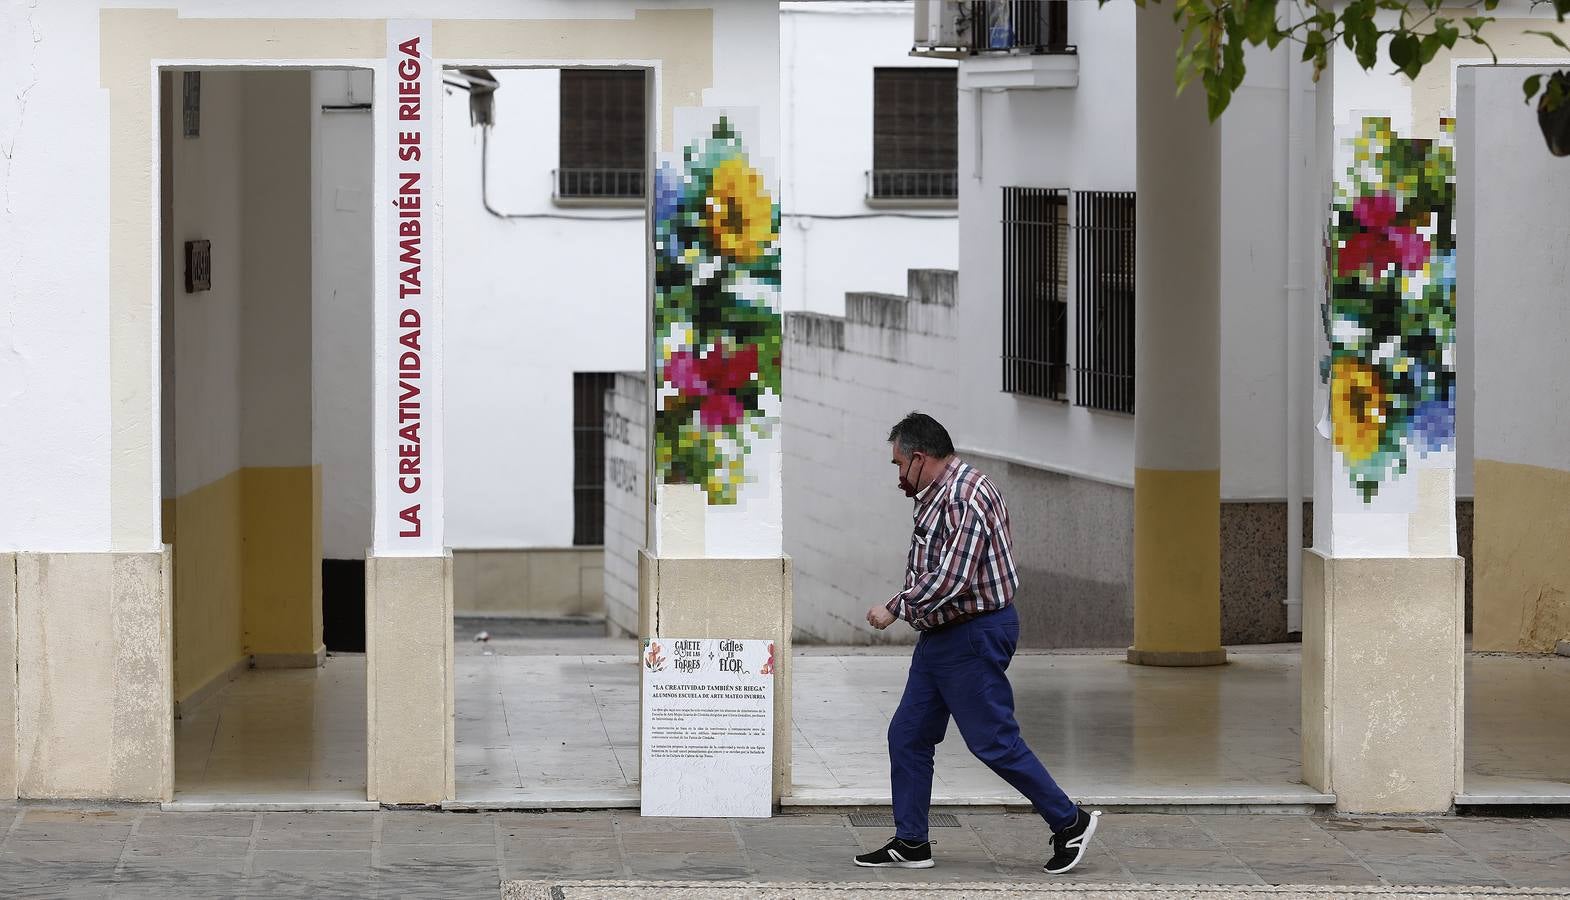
[1241,0,1277,44]
[1463,16,1491,34]
[1389,32,1418,71]
[1351,16,1381,70]
[1526,29,1570,53]
[1524,73,1545,104]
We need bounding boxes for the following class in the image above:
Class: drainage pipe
[1283,1,1309,635]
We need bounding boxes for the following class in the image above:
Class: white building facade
[427,1,959,619]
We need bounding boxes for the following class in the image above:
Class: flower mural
[654,117,783,505]
[1324,117,1456,502]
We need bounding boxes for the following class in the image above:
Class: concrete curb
[503,882,1570,899]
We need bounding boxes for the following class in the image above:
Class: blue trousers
[888,604,1077,842]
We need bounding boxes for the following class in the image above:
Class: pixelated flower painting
[1324,117,1456,503]
[654,117,783,505]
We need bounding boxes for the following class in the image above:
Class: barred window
[573,372,617,546]
[1001,187,1070,400]
[558,69,646,200]
[1074,191,1136,414]
[871,68,957,200]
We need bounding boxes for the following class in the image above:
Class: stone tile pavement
[0,806,1566,898]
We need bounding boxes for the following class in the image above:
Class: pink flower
[666,352,705,394]
[700,394,744,428]
[1389,226,1430,270]
[1338,193,1430,277]
[1354,193,1397,229]
[664,344,762,430]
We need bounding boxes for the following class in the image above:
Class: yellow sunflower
[1331,357,1387,465]
[703,156,776,263]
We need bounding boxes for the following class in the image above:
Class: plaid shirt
[886,458,1019,631]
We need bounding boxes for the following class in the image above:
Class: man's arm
[886,496,988,623]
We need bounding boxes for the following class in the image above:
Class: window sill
[1005,391,1070,405]
[551,195,646,210]
[864,196,959,211]
[959,52,1079,90]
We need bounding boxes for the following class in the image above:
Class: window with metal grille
[871,68,957,200]
[558,69,646,200]
[1001,187,1069,400]
[573,372,617,546]
[1075,191,1136,414]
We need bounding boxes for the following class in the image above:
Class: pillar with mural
[641,105,793,800]
[1302,39,1464,814]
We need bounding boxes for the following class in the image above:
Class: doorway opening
[441,66,648,805]
[162,67,374,805]
[1458,63,1570,805]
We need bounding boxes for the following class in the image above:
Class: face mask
[898,455,925,499]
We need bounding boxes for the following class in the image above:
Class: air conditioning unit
[912,1,984,59]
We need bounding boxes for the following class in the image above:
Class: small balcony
[912,1,1076,59]
[554,167,645,207]
[913,1,1078,90]
[866,169,959,206]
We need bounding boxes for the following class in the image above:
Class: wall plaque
[640,637,775,817]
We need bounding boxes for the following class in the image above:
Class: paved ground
[2,806,1567,898]
[180,634,1570,808]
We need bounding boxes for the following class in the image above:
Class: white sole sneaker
[1044,809,1101,875]
[854,857,935,869]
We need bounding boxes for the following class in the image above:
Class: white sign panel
[640,638,775,818]
[380,20,440,553]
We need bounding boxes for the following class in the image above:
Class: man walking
[854,412,1100,875]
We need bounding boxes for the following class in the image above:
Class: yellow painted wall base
[167,475,245,705]
[242,465,323,658]
[1474,458,1570,652]
[1132,467,1223,660]
[167,465,322,706]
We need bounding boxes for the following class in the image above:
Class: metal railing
[1001,187,1070,401]
[1074,190,1136,415]
[556,167,645,200]
[970,0,1073,54]
[868,168,959,201]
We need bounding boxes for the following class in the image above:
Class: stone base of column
[639,551,793,800]
[366,552,454,806]
[1126,647,1228,667]
[1302,549,1463,814]
[11,549,173,801]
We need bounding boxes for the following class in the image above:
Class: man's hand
[866,604,896,630]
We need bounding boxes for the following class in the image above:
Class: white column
[643,101,792,800]
[1128,3,1225,667]
[366,20,453,805]
[1302,40,1463,813]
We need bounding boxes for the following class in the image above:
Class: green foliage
[1107,0,1570,120]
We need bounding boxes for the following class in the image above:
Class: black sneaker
[1043,807,1101,874]
[854,837,934,868]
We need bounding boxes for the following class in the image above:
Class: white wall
[167,71,246,498]
[442,68,647,550]
[241,72,314,473]
[0,0,113,550]
[952,1,1138,485]
[441,1,956,551]
[0,0,790,557]
[1465,65,1570,473]
[603,371,646,636]
[954,4,1314,502]
[313,71,376,561]
[780,2,959,316]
